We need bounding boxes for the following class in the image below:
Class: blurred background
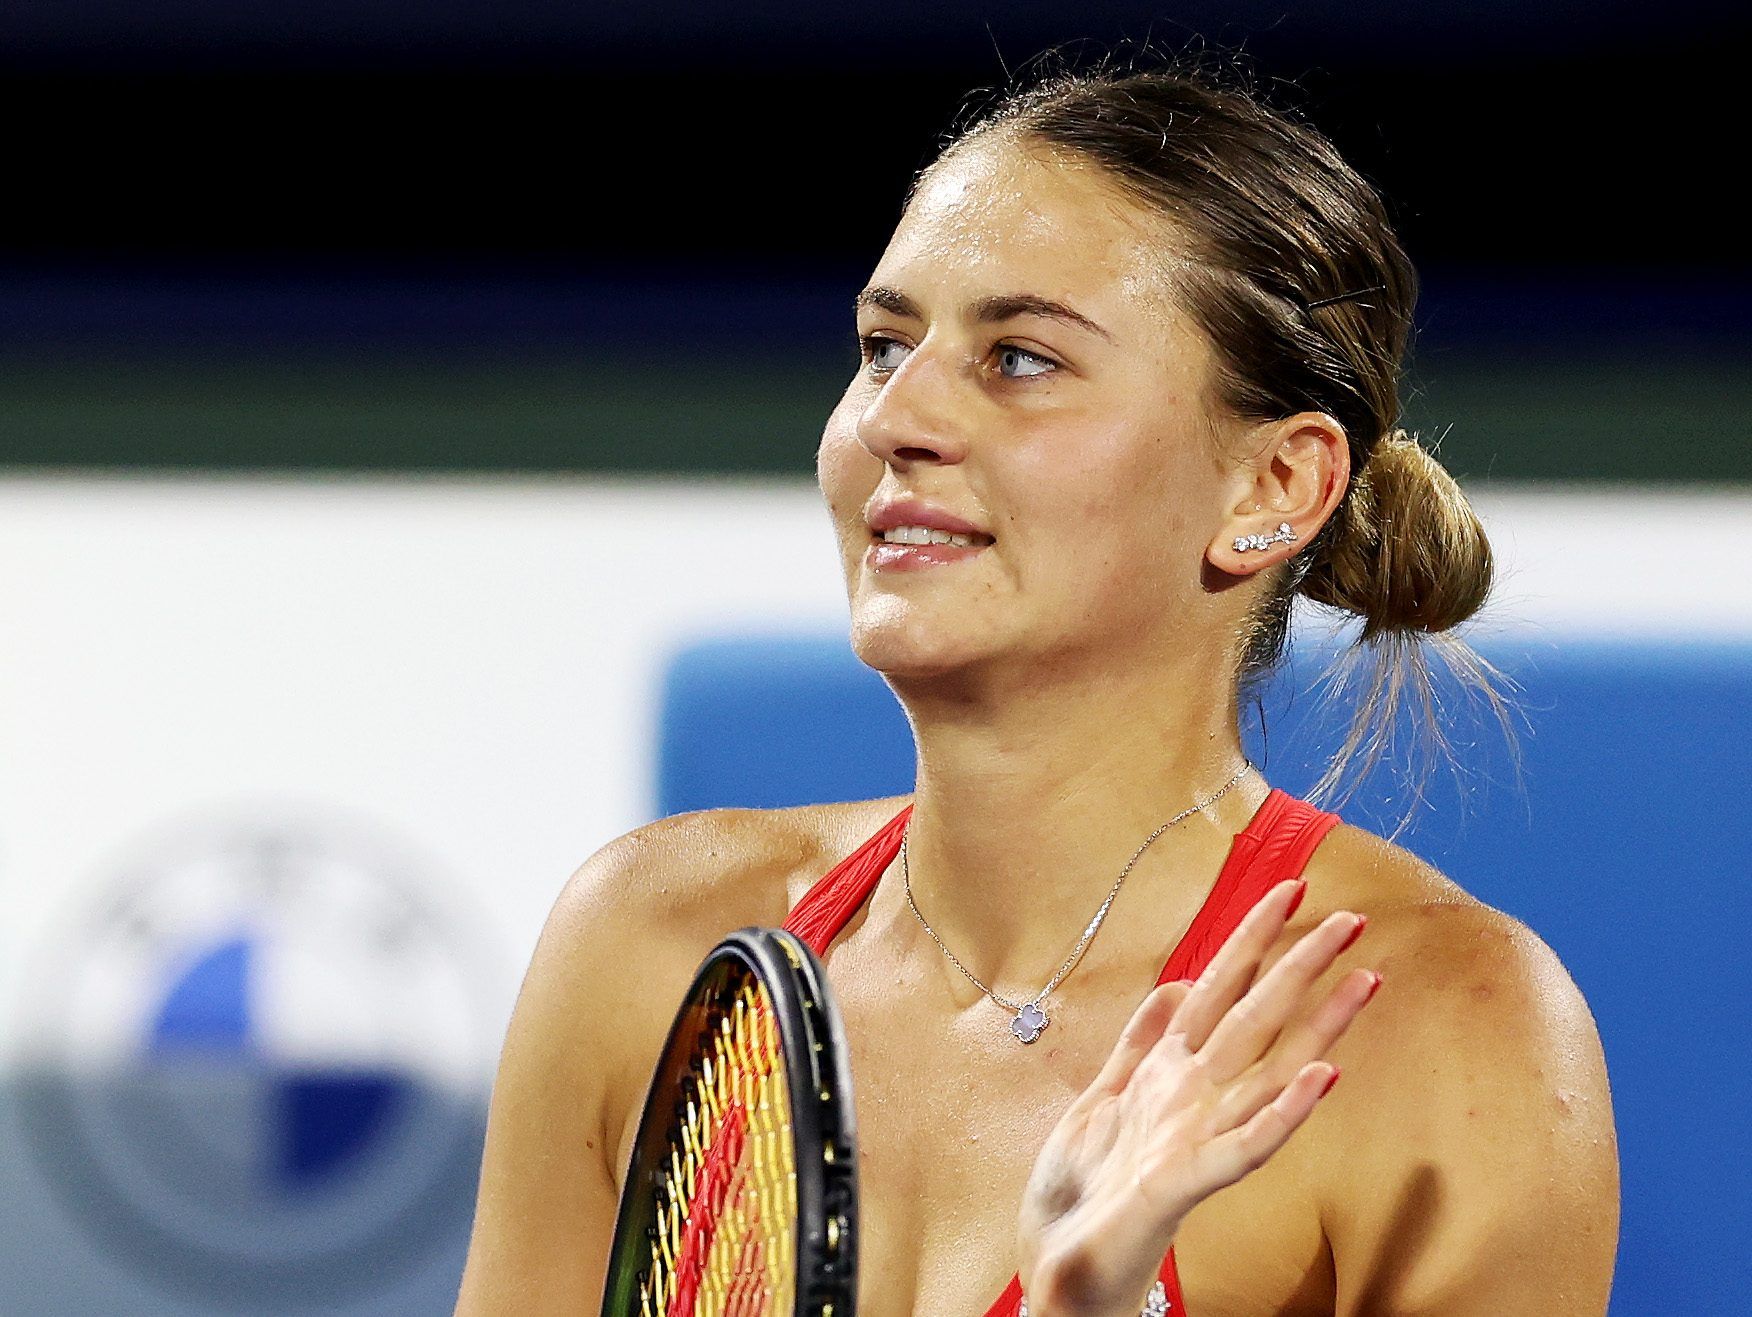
[1,2,1747,1312]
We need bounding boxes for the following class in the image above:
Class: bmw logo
[13,809,501,1307]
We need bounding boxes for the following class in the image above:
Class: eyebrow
[854,284,1116,344]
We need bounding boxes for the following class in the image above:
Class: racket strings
[639,977,796,1317]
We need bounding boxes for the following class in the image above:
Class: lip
[865,539,988,572]
[866,497,994,542]
[863,496,995,574]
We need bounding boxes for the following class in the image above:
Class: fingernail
[1363,970,1384,1003]
[1319,1067,1342,1099]
[1337,913,1368,954]
[1283,879,1307,921]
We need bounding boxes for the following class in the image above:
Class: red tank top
[780,786,1343,1317]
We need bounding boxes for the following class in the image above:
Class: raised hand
[1014,879,1382,1317]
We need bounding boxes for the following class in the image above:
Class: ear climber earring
[1234,521,1299,552]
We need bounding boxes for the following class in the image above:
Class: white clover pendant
[1011,1001,1049,1044]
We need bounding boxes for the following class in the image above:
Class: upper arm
[453,808,811,1313]
[1323,903,1621,1315]
[453,835,641,1314]
[455,820,717,1312]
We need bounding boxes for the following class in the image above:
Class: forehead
[871,134,1188,335]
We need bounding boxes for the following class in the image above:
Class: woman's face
[818,133,1250,684]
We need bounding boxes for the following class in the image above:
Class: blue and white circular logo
[15,811,500,1307]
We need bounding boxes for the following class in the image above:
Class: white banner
[0,474,1741,1312]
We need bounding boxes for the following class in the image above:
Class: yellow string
[641,976,795,1316]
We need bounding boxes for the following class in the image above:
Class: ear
[1207,411,1351,577]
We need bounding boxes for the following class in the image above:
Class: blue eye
[996,345,1056,379]
[856,334,1059,380]
[858,334,912,372]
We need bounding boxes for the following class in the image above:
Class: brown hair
[923,50,1522,832]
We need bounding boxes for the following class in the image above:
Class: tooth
[879,524,991,546]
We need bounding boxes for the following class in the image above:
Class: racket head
[600,926,858,1316]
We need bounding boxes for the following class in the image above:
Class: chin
[847,603,992,681]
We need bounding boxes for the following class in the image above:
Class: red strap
[782,805,912,955]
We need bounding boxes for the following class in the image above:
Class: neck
[872,648,1270,1002]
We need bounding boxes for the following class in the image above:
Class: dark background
[3,0,1747,479]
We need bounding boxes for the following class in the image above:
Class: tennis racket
[600,926,859,1316]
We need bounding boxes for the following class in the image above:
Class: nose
[855,342,971,470]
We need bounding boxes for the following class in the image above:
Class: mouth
[869,525,997,549]
[864,524,995,573]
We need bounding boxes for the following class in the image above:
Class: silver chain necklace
[900,759,1256,1045]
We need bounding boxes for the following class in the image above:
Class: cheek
[817,395,879,524]
[996,416,1151,525]
[997,421,1203,581]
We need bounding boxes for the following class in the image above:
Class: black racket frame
[600,926,859,1316]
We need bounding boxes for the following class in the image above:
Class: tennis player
[457,56,1619,1316]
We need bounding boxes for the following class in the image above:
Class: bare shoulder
[1300,819,1487,916]
[1298,822,1621,1313]
[552,793,913,953]
[1304,820,1604,1059]
[456,794,912,1310]
[541,795,913,1136]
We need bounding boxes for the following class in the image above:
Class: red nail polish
[1363,970,1384,1003]
[1337,913,1368,954]
[1319,1067,1342,1099]
[1283,879,1307,921]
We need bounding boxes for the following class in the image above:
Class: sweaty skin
[454,132,1619,1316]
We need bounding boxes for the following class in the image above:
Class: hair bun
[1299,429,1494,637]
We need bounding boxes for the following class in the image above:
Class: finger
[1213,967,1381,1130]
[1088,979,1196,1097]
[1177,1060,1339,1198]
[1196,910,1371,1084]
[1170,878,1308,1053]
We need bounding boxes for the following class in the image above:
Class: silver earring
[1233,521,1298,552]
